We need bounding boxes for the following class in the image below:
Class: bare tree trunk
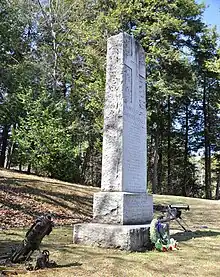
[0,125,9,168]
[6,124,17,169]
[167,95,171,193]
[158,151,163,193]
[158,105,164,194]
[183,102,189,196]
[215,173,220,200]
[37,0,58,93]
[207,85,212,198]
[203,76,212,199]
[6,141,13,169]
[27,163,31,174]
[152,134,159,194]
[49,0,58,93]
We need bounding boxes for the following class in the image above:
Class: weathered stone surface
[93,192,153,224]
[101,32,147,193]
[73,223,151,251]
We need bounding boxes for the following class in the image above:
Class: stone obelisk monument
[73,32,153,251]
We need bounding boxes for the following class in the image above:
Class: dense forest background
[0,0,219,199]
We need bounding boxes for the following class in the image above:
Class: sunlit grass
[1,225,220,277]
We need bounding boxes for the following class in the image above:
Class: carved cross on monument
[123,37,145,108]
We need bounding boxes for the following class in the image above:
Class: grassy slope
[1,169,220,277]
[0,169,97,228]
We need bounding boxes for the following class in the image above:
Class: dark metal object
[154,204,191,232]
[9,214,54,263]
[35,250,50,270]
[34,249,57,270]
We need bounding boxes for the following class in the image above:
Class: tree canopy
[0,0,219,198]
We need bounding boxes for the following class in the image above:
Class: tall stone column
[73,32,153,251]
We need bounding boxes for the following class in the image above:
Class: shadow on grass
[1,232,24,238]
[0,177,93,224]
[0,240,21,258]
[56,262,82,268]
[172,230,220,242]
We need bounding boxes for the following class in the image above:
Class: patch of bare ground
[0,169,98,229]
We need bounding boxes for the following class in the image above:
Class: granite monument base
[93,192,153,225]
[73,223,152,251]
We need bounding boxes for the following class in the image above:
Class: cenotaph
[73,32,153,251]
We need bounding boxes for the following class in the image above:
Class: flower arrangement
[150,219,178,252]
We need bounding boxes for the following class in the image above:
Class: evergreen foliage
[0,0,219,198]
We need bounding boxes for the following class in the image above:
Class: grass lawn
[1,169,220,277]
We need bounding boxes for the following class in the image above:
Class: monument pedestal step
[73,223,152,251]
